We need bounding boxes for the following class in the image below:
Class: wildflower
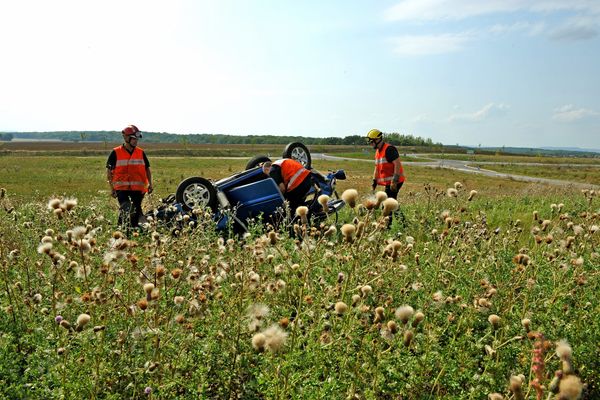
[324,225,337,237]
[60,320,72,331]
[573,225,584,236]
[296,206,309,225]
[374,191,387,207]
[403,330,414,347]
[318,194,330,212]
[488,314,501,329]
[395,305,414,325]
[78,239,92,253]
[509,375,524,400]
[32,293,43,304]
[484,344,496,356]
[137,299,148,310]
[351,294,361,306]
[360,285,373,297]
[412,311,424,327]
[55,315,63,324]
[513,253,530,266]
[175,314,185,324]
[144,386,152,395]
[71,226,87,240]
[541,219,551,231]
[62,198,77,211]
[387,320,399,334]
[374,306,385,323]
[143,283,155,295]
[174,296,185,305]
[252,333,267,351]
[382,198,398,217]
[171,268,183,279]
[263,325,288,352]
[558,375,582,400]
[76,313,91,327]
[447,188,458,197]
[488,394,503,400]
[341,189,359,208]
[37,242,53,254]
[468,190,477,201]
[454,181,463,190]
[521,318,531,332]
[340,224,355,243]
[533,210,539,221]
[556,339,574,374]
[363,198,377,210]
[47,198,61,210]
[247,304,270,321]
[334,301,348,316]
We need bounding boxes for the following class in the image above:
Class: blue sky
[1,0,599,148]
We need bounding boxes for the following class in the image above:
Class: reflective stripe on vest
[273,159,311,192]
[375,143,405,186]
[111,146,148,192]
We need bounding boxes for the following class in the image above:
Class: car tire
[245,155,272,170]
[282,142,311,169]
[176,176,217,212]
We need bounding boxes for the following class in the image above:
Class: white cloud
[449,103,509,122]
[553,105,599,122]
[390,34,471,56]
[385,0,600,22]
[549,16,599,41]
[489,21,546,36]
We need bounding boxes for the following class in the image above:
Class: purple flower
[55,315,63,324]
[144,386,152,395]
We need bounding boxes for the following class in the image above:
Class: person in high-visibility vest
[262,158,312,214]
[106,125,153,228]
[366,128,405,199]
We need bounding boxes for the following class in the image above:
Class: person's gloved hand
[390,182,397,191]
[147,184,154,194]
[371,179,377,191]
[111,189,117,198]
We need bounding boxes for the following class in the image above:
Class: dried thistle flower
[488,314,501,329]
[76,313,91,327]
[558,375,582,400]
[468,190,477,201]
[341,224,355,243]
[395,305,414,325]
[335,301,348,316]
[296,206,309,225]
[318,194,330,212]
[374,191,388,207]
[341,189,359,208]
[382,198,399,217]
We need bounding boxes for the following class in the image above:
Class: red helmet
[122,125,142,138]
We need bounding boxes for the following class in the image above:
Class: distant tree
[0,133,13,141]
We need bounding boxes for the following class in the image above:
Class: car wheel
[245,155,272,170]
[282,142,311,169]
[176,176,217,212]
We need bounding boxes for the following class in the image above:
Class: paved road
[312,153,600,189]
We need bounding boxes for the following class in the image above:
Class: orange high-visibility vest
[111,146,148,192]
[375,143,405,186]
[273,159,311,192]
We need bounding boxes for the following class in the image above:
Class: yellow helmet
[366,129,383,142]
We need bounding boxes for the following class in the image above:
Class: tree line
[3,131,442,147]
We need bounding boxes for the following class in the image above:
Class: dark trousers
[116,190,145,228]
[285,176,312,216]
[384,182,404,226]
[384,181,403,200]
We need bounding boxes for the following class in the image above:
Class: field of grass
[1,154,599,399]
[433,153,600,165]
[474,164,600,186]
